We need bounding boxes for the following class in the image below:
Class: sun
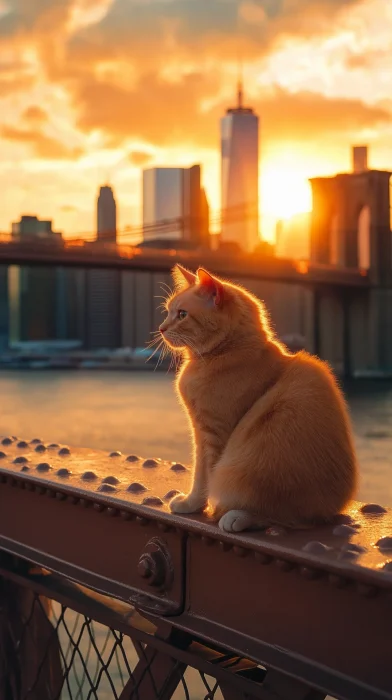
[262,165,312,221]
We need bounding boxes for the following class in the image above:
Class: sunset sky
[0,0,392,242]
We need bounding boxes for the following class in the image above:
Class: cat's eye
[178,309,187,320]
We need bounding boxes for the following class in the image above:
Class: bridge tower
[310,166,392,372]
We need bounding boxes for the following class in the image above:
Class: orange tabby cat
[159,264,358,532]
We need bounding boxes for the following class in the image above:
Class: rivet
[30,439,42,444]
[13,456,28,464]
[106,507,118,517]
[302,541,332,555]
[56,492,66,501]
[16,441,28,448]
[361,503,387,515]
[163,489,181,500]
[35,444,47,453]
[56,468,71,477]
[127,482,147,494]
[333,524,358,536]
[376,537,392,552]
[0,452,7,459]
[126,455,140,462]
[136,516,149,526]
[48,443,59,449]
[20,466,30,473]
[202,536,215,547]
[79,499,90,508]
[93,503,105,512]
[97,484,116,493]
[109,451,122,458]
[102,476,120,485]
[36,463,52,472]
[254,552,272,565]
[357,584,377,598]
[300,567,322,580]
[58,447,71,456]
[170,463,187,472]
[266,527,287,537]
[142,496,164,507]
[233,546,247,557]
[120,510,132,520]
[219,541,232,552]
[82,471,98,481]
[276,559,294,572]
[1,438,12,445]
[143,459,159,468]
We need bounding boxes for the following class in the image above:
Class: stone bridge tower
[310,155,392,372]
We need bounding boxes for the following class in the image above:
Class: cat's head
[159,264,270,355]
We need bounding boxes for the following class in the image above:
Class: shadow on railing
[0,436,391,700]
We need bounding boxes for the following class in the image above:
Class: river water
[1,369,392,505]
[1,370,390,698]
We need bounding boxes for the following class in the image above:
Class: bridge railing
[0,435,391,700]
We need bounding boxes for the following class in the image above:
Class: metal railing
[0,436,391,700]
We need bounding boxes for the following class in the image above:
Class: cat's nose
[159,322,168,334]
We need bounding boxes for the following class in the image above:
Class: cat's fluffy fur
[159,264,358,533]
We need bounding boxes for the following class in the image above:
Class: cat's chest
[178,364,228,410]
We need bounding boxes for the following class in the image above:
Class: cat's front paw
[169,493,206,514]
[218,510,255,532]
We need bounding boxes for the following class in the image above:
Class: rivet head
[266,527,287,537]
[333,524,358,536]
[127,482,147,494]
[48,443,59,449]
[142,496,164,507]
[361,503,387,515]
[20,465,30,472]
[13,456,28,464]
[0,452,7,459]
[93,503,105,512]
[106,507,118,517]
[126,455,140,462]
[137,552,165,587]
[82,471,98,481]
[170,463,187,472]
[376,536,392,552]
[164,489,181,500]
[30,438,42,444]
[302,541,332,555]
[143,459,159,468]
[56,468,71,477]
[102,475,120,485]
[35,444,47,453]
[58,447,71,456]
[1,438,12,445]
[97,484,116,493]
[36,463,52,472]
[109,451,121,458]
[17,440,28,448]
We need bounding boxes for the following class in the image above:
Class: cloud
[22,105,48,124]
[0,124,83,159]
[128,150,154,167]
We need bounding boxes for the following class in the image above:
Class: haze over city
[1,0,392,242]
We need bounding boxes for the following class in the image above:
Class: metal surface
[0,436,392,699]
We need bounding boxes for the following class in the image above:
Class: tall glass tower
[97,185,117,243]
[220,82,259,252]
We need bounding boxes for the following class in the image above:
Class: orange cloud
[22,105,48,124]
[128,150,154,167]
[0,125,83,160]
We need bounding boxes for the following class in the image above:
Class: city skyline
[0,0,391,243]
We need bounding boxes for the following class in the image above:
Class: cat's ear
[196,268,224,306]
[171,264,196,289]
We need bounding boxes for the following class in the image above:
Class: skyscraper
[97,185,117,243]
[220,81,259,252]
[142,165,209,248]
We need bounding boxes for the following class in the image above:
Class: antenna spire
[237,57,243,108]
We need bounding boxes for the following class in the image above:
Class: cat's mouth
[163,334,186,350]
